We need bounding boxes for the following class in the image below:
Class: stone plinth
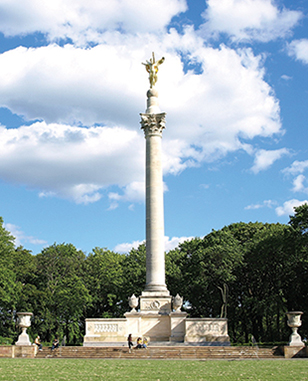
[185,318,230,344]
[284,345,307,358]
[125,312,171,342]
[83,318,127,346]
[139,293,172,314]
[170,312,188,342]
[13,345,37,358]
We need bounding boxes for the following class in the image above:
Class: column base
[140,292,172,314]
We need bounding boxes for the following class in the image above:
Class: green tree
[11,246,39,341]
[168,230,243,319]
[228,223,294,343]
[84,248,124,318]
[287,203,308,337]
[0,217,19,339]
[121,243,146,309]
[166,243,188,297]
[34,243,90,344]
[289,203,308,234]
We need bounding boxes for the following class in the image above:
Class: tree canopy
[1,205,308,345]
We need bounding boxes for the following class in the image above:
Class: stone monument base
[83,292,230,347]
[83,315,230,346]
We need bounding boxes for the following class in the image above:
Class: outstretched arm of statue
[157,57,165,66]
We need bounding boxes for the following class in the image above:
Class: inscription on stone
[187,322,223,335]
[194,323,221,334]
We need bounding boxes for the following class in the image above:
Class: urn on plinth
[286,311,304,346]
[172,294,183,312]
[128,294,139,312]
[15,312,33,346]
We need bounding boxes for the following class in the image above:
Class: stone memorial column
[140,90,168,295]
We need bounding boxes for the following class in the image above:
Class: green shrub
[0,336,13,345]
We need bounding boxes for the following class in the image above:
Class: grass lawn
[0,359,307,381]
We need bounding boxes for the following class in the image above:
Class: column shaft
[140,111,168,295]
[145,133,166,291]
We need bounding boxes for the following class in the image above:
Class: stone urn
[15,312,33,346]
[128,294,139,312]
[172,294,183,312]
[286,311,304,347]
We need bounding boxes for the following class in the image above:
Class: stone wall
[0,346,37,358]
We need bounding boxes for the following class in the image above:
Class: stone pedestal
[125,312,171,342]
[125,292,173,342]
[139,292,171,314]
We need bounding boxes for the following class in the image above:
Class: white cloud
[164,236,194,252]
[287,39,308,65]
[114,239,145,253]
[201,0,302,42]
[245,199,276,210]
[281,74,292,81]
[0,122,144,203]
[0,44,146,126]
[0,13,284,206]
[4,223,47,247]
[108,181,145,209]
[251,148,289,174]
[292,174,307,193]
[282,160,308,195]
[0,0,187,43]
[276,199,308,217]
[283,160,308,176]
[114,235,193,253]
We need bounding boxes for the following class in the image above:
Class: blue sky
[0,0,308,255]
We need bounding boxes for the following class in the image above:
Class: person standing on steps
[127,334,133,353]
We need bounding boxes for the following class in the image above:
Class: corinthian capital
[140,113,166,138]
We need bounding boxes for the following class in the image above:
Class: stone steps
[35,346,282,360]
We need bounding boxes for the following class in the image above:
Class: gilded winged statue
[142,52,165,88]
